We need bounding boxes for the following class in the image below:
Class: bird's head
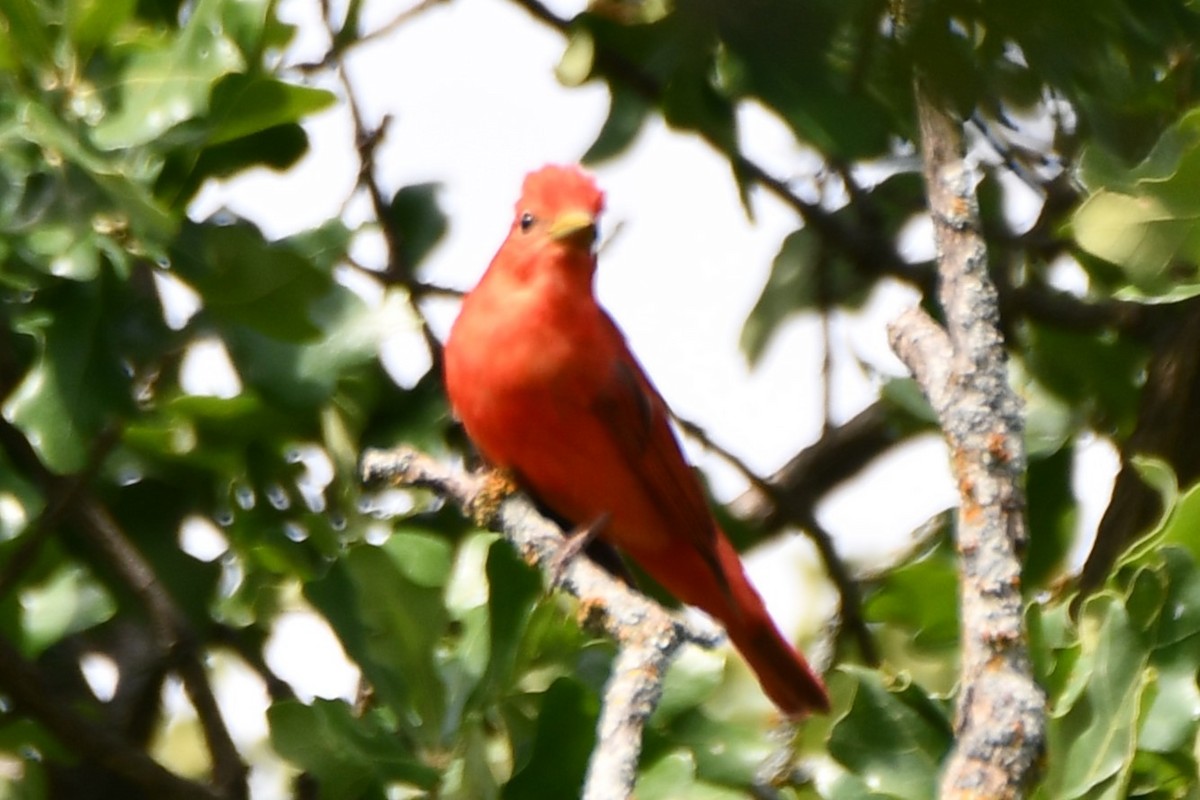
[510,164,606,257]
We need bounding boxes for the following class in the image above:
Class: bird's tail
[724,609,830,716]
[709,531,830,716]
[647,531,831,716]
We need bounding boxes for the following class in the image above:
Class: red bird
[444,165,829,716]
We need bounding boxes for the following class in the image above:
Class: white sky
[182,0,1120,771]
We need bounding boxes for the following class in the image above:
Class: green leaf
[112,479,223,625]
[745,170,921,364]
[1024,446,1078,588]
[1045,594,1152,799]
[1073,193,1200,300]
[67,0,137,60]
[1022,323,1146,438]
[206,74,335,145]
[1139,632,1200,754]
[827,667,952,800]
[713,0,895,159]
[583,87,651,165]
[1027,599,1081,709]
[476,538,541,705]
[741,228,819,365]
[19,565,115,655]
[91,0,245,149]
[635,750,748,800]
[1154,547,1200,646]
[1157,481,1200,567]
[4,283,132,473]
[305,544,447,735]
[502,678,598,800]
[388,183,449,270]
[0,0,54,71]
[660,708,775,788]
[268,699,439,797]
[863,535,959,651]
[170,219,332,340]
[879,378,938,427]
[440,717,501,800]
[19,100,176,245]
[1016,363,1078,459]
[653,646,725,722]
[225,284,421,409]
[1073,109,1200,300]
[1117,458,1182,569]
[383,529,453,588]
[741,214,878,364]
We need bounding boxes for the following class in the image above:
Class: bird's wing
[589,313,724,563]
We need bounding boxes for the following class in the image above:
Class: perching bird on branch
[444,164,829,716]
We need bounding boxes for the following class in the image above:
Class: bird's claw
[547,512,611,588]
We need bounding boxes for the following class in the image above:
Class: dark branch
[0,417,247,799]
[730,401,918,531]
[1080,298,1200,591]
[0,633,223,800]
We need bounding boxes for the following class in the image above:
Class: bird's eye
[519,212,535,232]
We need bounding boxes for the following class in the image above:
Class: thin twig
[329,33,445,367]
[343,254,464,298]
[210,623,297,703]
[361,446,720,800]
[887,75,1045,798]
[0,425,120,601]
[294,0,451,72]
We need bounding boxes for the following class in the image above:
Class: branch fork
[887,80,1046,799]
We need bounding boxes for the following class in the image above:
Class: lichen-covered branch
[361,446,721,800]
[887,79,1046,798]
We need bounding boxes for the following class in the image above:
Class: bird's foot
[547,512,611,588]
[466,467,519,526]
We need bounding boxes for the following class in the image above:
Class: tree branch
[887,77,1045,798]
[729,400,919,531]
[361,446,721,800]
[76,498,248,799]
[295,0,450,72]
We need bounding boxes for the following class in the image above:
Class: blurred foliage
[0,0,1199,798]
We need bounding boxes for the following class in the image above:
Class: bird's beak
[548,210,598,249]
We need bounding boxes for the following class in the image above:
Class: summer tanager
[444,164,829,716]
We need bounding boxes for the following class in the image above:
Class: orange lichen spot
[467,467,519,525]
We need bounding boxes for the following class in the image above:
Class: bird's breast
[445,283,604,463]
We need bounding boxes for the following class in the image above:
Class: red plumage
[444,165,829,716]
